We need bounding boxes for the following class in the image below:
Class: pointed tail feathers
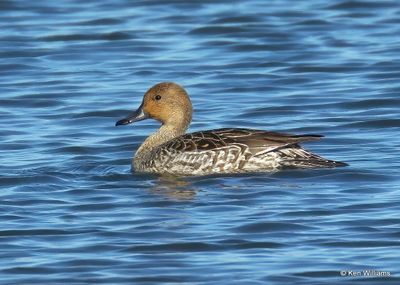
[279,147,348,169]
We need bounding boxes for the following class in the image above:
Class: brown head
[116,82,193,132]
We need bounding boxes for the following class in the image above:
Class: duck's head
[116,82,193,131]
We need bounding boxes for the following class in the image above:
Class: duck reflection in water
[142,174,197,200]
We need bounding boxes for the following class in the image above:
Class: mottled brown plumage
[116,82,347,175]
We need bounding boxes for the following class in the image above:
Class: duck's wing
[208,129,347,168]
[160,128,321,154]
[187,128,322,154]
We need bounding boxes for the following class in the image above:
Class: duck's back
[134,128,346,175]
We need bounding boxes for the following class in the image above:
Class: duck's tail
[278,146,348,169]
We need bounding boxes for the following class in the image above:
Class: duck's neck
[136,124,187,156]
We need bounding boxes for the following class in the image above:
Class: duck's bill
[115,104,148,126]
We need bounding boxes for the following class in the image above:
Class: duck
[116,82,347,176]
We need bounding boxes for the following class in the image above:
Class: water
[1,0,400,284]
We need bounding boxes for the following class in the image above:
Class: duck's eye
[155,95,161,101]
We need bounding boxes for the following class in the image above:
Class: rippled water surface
[1,0,400,284]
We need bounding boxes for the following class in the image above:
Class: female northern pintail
[116,82,347,175]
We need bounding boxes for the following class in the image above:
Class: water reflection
[149,175,197,200]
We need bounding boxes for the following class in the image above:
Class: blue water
[1,0,400,284]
